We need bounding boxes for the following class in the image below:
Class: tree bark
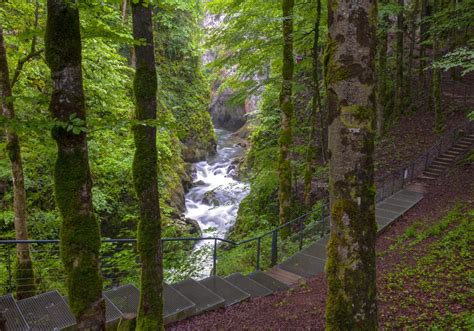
[131,2,164,330]
[303,0,323,208]
[325,0,378,327]
[407,0,419,109]
[45,0,105,328]
[432,0,443,132]
[0,28,36,300]
[278,0,295,230]
[376,9,389,136]
[394,0,405,118]
[419,0,429,94]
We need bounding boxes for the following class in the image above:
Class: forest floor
[168,156,474,330]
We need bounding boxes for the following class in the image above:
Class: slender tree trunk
[121,0,128,21]
[131,2,164,329]
[0,28,36,300]
[325,0,378,327]
[377,11,389,136]
[432,0,443,132]
[394,0,405,118]
[407,0,419,110]
[419,0,428,94]
[303,0,322,208]
[278,0,295,230]
[45,1,105,328]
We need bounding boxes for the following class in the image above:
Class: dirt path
[168,159,473,330]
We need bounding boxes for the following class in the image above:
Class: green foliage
[155,1,216,161]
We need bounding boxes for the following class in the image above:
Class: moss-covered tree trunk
[45,1,105,328]
[407,0,419,109]
[419,0,429,93]
[278,0,295,229]
[432,0,443,132]
[325,0,378,327]
[0,27,36,300]
[376,9,389,136]
[131,1,164,329]
[394,0,405,118]
[303,0,323,208]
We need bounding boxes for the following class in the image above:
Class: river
[184,129,249,276]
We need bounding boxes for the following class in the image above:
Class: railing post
[424,152,430,169]
[256,238,261,271]
[212,239,217,276]
[271,231,278,267]
[299,223,304,251]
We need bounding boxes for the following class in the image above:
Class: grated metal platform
[17,290,76,330]
[104,284,139,317]
[0,294,30,330]
[64,295,122,326]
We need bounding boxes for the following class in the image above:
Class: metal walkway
[1,128,472,329]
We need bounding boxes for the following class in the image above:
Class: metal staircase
[0,123,472,329]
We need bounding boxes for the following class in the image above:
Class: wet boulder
[202,189,221,207]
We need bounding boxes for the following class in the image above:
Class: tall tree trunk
[303,0,323,208]
[45,1,105,328]
[407,0,419,110]
[394,0,405,118]
[278,0,295,230]
[377,10,389,136]
[419,0,428,94]
[325,0,378,327]
[0,28,36,300]
[432,0,443,132]
[131,2,164,329]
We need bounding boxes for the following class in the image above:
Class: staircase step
[300,240,327,260]
[376,215,393,230]
[266,267,303,286]
[163,283,196,324]
[438,154,456,159]
[17,290,76,330]
[418,174,437,180]
[104,284,139,317]
[423,170,441,177]
[377,202,409,214]
[200,276,250,307]
[451,146,468,152]
[383,197,417,209]
[225,273,272,298]
[432,160,452,166]
[447,147,463,152]
[248,271,289,292]
[172,279,225,315]
[376,207,401,220]
[428,164,446,171]
[277,252,325,278]
[444,151,460,156]
[454,143,471,149]
[0,294,29,330]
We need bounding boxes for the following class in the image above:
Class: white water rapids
[184,129,249,276]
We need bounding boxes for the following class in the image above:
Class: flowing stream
[184,129,249,276]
